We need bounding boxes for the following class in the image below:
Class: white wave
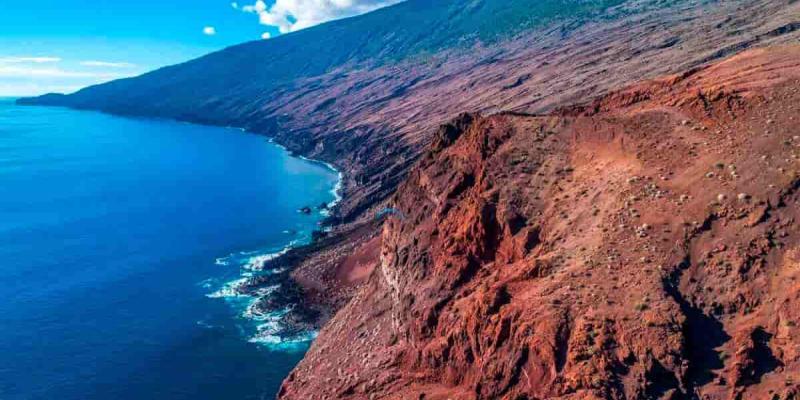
[269,266,288,275]
[196,320,218,329]
[330,170,344,206]
[245,304,282,322]
[197,278,215,289]
[240,286,281,320]
[247,309,319,349]
[214,257,231,266]
[248,330,318,350]
[206,277,249,299]
[242,242,297,271]
[201,141,344,352]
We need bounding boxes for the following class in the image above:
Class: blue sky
[1,0,402,96]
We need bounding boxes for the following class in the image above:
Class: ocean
[0,98,339,399]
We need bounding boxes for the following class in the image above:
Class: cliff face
[279,46,800,399]
[211,0,800,330]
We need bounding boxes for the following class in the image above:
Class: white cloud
[261,32,272,40]
[0,65,124,79]
[0,55,139,96]
[203,26,217,35]
[80,60,136,68]
[237,0,403,34]
[0,56,62,64]
[243,0,267,13]
[231,2,240,9]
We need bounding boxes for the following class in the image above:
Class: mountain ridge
[19,0,624,112]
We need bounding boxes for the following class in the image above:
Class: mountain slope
[18,0,623,116]
[229,0,800,333]
[280,45,800,400]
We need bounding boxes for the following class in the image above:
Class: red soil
[279,45,800,400]
[284,0,800,321]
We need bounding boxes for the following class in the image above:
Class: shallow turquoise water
[0,98,338,399]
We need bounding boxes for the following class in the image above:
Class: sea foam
[247,308,318,350]
[201,138,341,350]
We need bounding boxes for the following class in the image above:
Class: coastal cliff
[280,45,800,399]
[17,0,800,398]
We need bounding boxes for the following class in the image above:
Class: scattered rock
[737,193,750,202]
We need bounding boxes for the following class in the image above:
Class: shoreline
[265,137,345,213]
[205,132,345,349]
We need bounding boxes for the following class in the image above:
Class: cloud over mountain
[237,0,403,33]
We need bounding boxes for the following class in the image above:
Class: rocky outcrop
[279,46,800,399]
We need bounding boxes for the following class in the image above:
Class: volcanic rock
[280,46,800,400]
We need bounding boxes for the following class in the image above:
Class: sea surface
[0,98,339,400]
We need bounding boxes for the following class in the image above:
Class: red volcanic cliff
[279,46,800,399]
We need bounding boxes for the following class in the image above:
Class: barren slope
[279,45,800,399]
[241,0,800,329]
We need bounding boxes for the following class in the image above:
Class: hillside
[19,0,624,113]
[280,45,800,399]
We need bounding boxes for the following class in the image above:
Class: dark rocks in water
[239,274,284,293]
[278,305,321,334]
[237,246,327,336]
[311,230,328,242]
[255,285,301,311]
[298,206,312,214]
[317,202,329,210]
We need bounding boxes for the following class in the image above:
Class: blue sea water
[0,98,339,400]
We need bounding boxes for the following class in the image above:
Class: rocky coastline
[16,0,800,397]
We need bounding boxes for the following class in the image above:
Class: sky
[0,0,403,96]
